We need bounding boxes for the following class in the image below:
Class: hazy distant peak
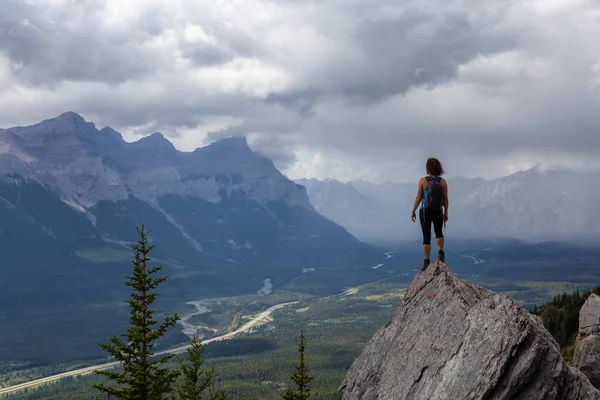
[515,163,543,175]
[323,177,342,184]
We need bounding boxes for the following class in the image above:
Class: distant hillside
[298,168,600,242]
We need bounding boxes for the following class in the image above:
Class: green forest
[532,286,600,362]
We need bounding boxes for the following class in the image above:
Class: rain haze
[1,0,599,183]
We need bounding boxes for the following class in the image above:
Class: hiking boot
[438,250,445,263]
[421,258,430,271]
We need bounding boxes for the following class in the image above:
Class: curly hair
[426,157,445,176]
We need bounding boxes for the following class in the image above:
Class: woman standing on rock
[411,157,449,271]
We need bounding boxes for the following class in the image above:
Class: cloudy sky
[1,0,600,183]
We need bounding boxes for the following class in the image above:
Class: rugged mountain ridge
[0,112,313,210]
[301,169,600,242]
[0,112,377,268]
[340,261,600,400]
[0,112,380,364]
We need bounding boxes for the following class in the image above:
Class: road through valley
[0,301,298,396]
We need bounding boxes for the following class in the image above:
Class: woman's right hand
[411,211,417,222]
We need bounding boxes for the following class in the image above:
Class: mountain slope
[454,166,600,238]
[0,112,379,365]
[299,169,599,242]
[295,178,398,241]
[0,112,378,268]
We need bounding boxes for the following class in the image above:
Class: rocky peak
[54,111,87,124]
[38,111,96,135]
[187,135,276,177]
[573,293,600,389]
[6,112,98,148]
[99,127,124,141]
[0,113,314,210]
[132,132,176,151]
[340,262,600,400]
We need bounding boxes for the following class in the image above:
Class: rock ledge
[339,261,600,400]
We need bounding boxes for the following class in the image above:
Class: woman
[411,157,449,271]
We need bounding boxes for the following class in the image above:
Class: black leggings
[420,208,444,245]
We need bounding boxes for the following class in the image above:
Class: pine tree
[93,225,180,399]
[172,332,227,400]
[281,331,313,400]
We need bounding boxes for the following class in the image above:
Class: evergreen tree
[93,225,180,399]
[172,332,227,400]
[281,331,313,400]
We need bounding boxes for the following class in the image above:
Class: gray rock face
[0,112,315,211]
[340,262,600,400]
[573,294,600,389]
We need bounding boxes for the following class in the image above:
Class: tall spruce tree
[281,331,313,400]
[94,225,180,400]
[172,333,227,400]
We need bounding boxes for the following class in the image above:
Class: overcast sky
[1,0,600,183]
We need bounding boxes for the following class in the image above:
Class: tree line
[531,286,600,358]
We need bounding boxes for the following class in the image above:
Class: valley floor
[2,270,597,400]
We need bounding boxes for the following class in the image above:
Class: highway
[0,301,298,396]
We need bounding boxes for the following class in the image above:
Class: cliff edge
[339,261,600,400]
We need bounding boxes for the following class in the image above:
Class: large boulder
[573,293,600,389]
[339,261,600,400]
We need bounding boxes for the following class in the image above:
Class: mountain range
[0,112,378,363]
[298,167,600,243]
[0,111,376,269]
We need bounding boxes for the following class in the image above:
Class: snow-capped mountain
[299,169,599,242]
[0,112,377,269]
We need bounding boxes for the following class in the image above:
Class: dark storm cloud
[330,9,517,104]
[0,1,158,85]
[264,89,322,116]
[251,135,298,168]
[1,0,599,181]
[179,21,265,67]
[79,90,262,139]
[181,44,234,67]
[256,1,520,113]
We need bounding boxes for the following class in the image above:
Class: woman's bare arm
[411,178,425,220]
[443,178,449,220]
